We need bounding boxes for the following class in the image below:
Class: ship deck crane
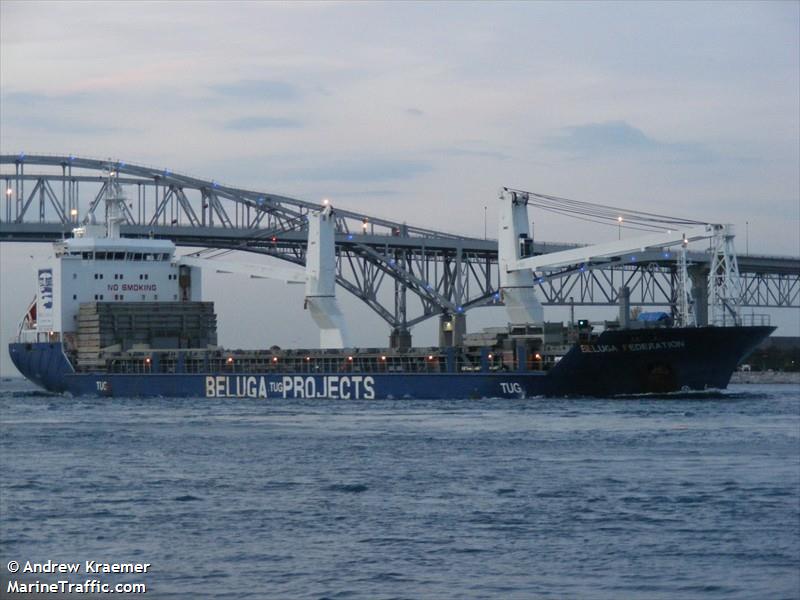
[178,205,350,348]
[498,188,742,327]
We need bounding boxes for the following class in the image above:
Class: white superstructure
[22,177,202,342]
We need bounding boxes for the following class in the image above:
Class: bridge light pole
[617,215,623,240]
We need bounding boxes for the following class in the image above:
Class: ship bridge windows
[70,251,176,261]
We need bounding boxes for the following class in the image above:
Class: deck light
[272,356,278,363]
[380,356,387,361]
[70,208,78,217]
[305,356,311,361]
[534,353,542,360]
[226,356,234,364]
[322,198,330,206]
[428,355,434,360]
[347,356,353,362]
[5,188,12,196]
[487,353,493,359]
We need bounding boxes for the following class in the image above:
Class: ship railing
[97,348,548,375]
[101,351,474,374]
[739,313,772,327]
[16,329,61,344]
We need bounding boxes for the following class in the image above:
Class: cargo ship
[8,182,772,399]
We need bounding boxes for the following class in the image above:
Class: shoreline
[730,371,800,385]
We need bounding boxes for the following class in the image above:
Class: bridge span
[2,154,798,343]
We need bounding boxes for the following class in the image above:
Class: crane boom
[513,225,713,272]
[177,256,306,283]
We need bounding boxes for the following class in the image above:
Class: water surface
[1,379,798,599]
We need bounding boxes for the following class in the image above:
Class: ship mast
[104,169,127,239]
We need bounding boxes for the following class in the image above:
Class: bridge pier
[438,313,466,347]
[689,265,709,326]
[618,285,631,328]
[390,327,412,350]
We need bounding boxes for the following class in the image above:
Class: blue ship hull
[9,326,774,398]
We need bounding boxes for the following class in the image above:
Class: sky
[1,1,799,376]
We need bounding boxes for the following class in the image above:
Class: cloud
[210,80,300,101]
[2,90,100,107]
[2,114,128,135]
[335,189,399,198]
[286,158,433,182]
[440,147,510,160]
[223,116,302,130]
[1,90,133,134]
[406,108,424,116]
[545,121,714,163]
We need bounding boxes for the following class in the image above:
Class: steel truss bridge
[2,154,798,343]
